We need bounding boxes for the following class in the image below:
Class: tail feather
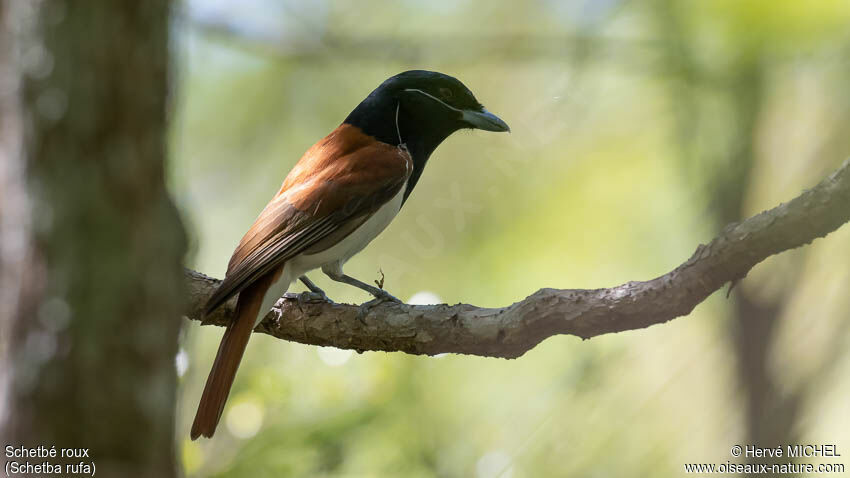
[191,271,277,440]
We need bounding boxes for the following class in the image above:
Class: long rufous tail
[191,273,275,440]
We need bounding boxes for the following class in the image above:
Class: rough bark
[1,2,186,477]
[0,0,29,432]
[184,158,850,359]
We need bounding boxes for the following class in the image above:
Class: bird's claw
[356,291,402,324]
[283,291,334,312]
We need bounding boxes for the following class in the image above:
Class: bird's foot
[283,291,335,311]
[357,290,402,324]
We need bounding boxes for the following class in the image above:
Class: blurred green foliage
[171,1,850,476]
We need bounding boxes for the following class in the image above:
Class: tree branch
[184,159,850,359]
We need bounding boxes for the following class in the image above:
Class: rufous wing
[203,124,412,316]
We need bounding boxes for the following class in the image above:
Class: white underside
[255,187,405,325]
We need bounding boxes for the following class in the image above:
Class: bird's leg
[321,264,402,322]
[299,275,333,301]
[322,269,401,302]
[283,275,334,306]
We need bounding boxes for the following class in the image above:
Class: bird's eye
[439,87,453,100]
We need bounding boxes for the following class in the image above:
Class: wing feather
[204,125,411,315]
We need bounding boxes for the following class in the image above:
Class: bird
[191,70,509,439]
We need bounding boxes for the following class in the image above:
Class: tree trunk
[0,2,185,477]
[650,2,806,469]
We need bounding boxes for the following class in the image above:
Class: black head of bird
[345,70,510,195]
